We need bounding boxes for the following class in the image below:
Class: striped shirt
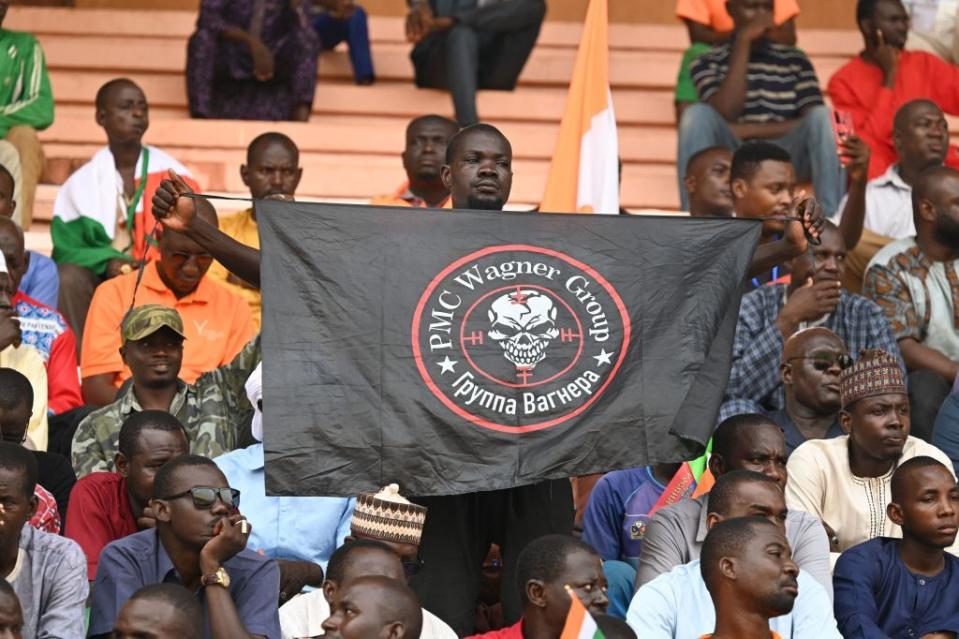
[691,39,823,123]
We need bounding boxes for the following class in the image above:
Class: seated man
[770,328,847,455]
[0,443,87,638]
[699,517,800,639]
[89,454,281,638]
[0,4,53,231]
[370,115,459,209]
[627,471,840,638]
[206,133,303,328]
[187,0,320,121]
[113,583,203,639]
[673,0,797,119]
[81,202,254,406]
[280,538,455,639]
[310,0,375,85]
[405,0,546,126]
[72,305,259,477]
[682,146,734,218]
[721,220,898,421]
[320,576,423,639]
[0,253,46,450]
[465,535,608,639]
[828,0,959,180]
[0,367,75,531]
[835,100,948,292]
[864,166,959,439]
[0,218,82,416]
[0,579,23,639]
[834,456,959,637]
[676,0,842,215]
[215,364,353,600]
[0,162,58,308]
[581,463,683,569]
[635,413,831,595]
[53,78,199,343]
[66,410,189,581]
[787,349,954,554]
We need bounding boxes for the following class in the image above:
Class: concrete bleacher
[7,6,869,251]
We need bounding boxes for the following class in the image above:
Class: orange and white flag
[540,0,619,215]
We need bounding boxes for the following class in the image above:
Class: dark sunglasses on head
[788,352,854,371]
[157,486,241,510]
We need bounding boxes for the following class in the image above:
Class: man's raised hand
[152,169,197,233]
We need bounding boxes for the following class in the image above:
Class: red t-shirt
[465,620,524,639]
[64,472,138,580]
[828,51,959,179]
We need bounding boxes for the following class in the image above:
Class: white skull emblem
[487,290,560,369]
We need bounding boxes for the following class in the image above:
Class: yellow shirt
[207,209,263,328]
[0,344,49,451]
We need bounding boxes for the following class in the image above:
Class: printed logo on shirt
[193,319,225,342]
[411,245,630,434]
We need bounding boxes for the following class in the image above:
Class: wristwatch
[201,566,231,588]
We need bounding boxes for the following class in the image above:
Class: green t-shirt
[0,29,54,138]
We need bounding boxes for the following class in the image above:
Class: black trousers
[908,369,952,442]
[411,0,546,126]
[409,479,573,636]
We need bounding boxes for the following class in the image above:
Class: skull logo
[487,289,560,369]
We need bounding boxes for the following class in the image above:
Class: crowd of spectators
[0,0,958,636]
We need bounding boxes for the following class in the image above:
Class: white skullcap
[245,363,263,442]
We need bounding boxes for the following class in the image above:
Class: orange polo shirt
[370,182,453,209]
[80,261,256,387]
[676,0,798,31]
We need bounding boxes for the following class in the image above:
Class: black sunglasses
[157,486,241,510]
[787,352,854,371]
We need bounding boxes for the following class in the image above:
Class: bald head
[246,132,299,166]
[0,218,25,291]
[95,78,143,112]
[242,132,302,201]
[783,327,844,362]
[889,456,959,549]
[912,165,959,245]
[891,456,954,503]
[893,100,949,173]
[709,414,788,489]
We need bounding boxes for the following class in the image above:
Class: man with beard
[865,165,959,439]
[721,221,898,422]
[371,115,459,209]
[771,328,848,455]
[206,133,302,329]
[698,517,800,639]
[786,349,954,555]
[836,100,950,292]
[833,456,959,638]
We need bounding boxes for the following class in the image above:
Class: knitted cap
[351,484,427,545]
[839,349,906,409]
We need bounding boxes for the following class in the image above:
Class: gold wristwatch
[201,566,230,588]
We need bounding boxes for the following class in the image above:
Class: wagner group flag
[259,201,760,497]
[540,0,618,215]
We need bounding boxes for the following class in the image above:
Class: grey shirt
[9,524,88,639]
[635,495,833,600]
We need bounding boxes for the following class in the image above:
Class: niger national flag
[540,0,618,215]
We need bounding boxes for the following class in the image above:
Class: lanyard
[122,147,151,253]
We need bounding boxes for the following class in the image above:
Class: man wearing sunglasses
[722,220,899,422]
[787,349,955,557]
[89,454,281,639]
[771,328,849,455]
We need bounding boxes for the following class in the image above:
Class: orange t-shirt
[676,0,799,32]
[80,261,256,387]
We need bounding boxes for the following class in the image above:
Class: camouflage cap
[121,305,187,342]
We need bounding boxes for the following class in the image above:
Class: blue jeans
[313,6,374,83]
[676,103,844,216]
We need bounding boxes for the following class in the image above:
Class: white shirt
[836,164,915,240]
[279,590,457,639]
[786,435,957,555]
[626,560,841,639]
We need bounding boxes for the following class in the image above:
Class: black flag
[259,201,760,497]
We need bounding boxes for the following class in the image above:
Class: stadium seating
[4,7,904,254]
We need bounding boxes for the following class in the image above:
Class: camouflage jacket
[72,336,261,478]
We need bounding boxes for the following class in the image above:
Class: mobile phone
[832,110,855,147]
